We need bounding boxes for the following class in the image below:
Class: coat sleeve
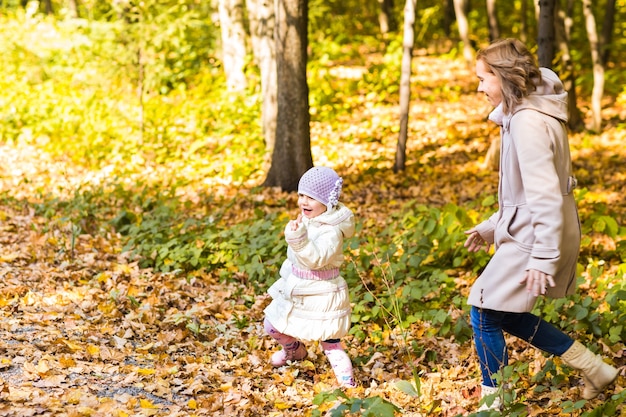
[284,223,343,270]
[509,111,564,275]
[475,211,498,244]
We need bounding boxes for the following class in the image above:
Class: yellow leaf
[0,252,19,262]
[22,291,36,306]
[274,401,290,410]
[35,360,50,374]
[138,368,156,375]
[58,339,83,352]
[139,399,158,409]
[137,343,154,351]
[59,355,76,368]
[117,412,129,417]
[98,302,116,313]
[188,399,197,409]
[87,345,100,356]
[0,296,14,307]
[282,373,295,386]
[127,286,140,297]
[97,272,111,282]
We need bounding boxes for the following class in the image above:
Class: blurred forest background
[0,0,624,416]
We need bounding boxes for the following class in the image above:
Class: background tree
[262,0,312,191]
[247,0,278,156]
[394,0,416,172]
[555,0,583,130]
[486,0,500,41]
[519,0,529,43]
[442,0,456,37]
[537,0,556,67]
[378,0,398,35]
[600,0,616,65]
[582,0,604,132]
[453,0,473,66]
[218,0,248,92]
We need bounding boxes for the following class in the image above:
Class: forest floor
[0,55,625,416]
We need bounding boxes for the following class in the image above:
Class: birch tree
[218,0,248,92]
[582,0,604,131]
[486,0,500,41]
[247,0,278,154]
[394,0,416,172]
[453,0,473,67]
[555,0,583,130]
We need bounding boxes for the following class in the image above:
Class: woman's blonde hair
[476,38,542,114]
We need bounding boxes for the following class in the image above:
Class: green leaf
[395,379,419,397]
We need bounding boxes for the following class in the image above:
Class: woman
[464,38,618,411]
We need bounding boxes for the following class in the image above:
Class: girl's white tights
[321,340,356,388]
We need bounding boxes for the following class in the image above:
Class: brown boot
[561,341,618,400]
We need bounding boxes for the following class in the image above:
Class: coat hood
[302,203,355,239]
[489,67,569,128]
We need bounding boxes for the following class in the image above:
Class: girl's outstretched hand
[288,214,302,231]
[464,230,491,253]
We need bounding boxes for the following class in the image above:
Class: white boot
[561,341,618,399]
[477,384,501,411]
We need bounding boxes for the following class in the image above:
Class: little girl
[264,166,357,388]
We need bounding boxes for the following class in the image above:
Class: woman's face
[298,194,327,219]
[476,59,502,107]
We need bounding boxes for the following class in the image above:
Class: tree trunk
[443,0,456,37]
[453,0,473,67]
[537,0,555,68]
[263,0,312,191]
[394,0,416,172]
[43,0,53,14]
[555,0,583,131]
[378,0,398,35]
[519,0,528,43]
[218,0,248,92]
[600,0,616,64]
[247,0,278,156]
[582,0,604,132]
[68,0,80,18]
[486,0,500,41]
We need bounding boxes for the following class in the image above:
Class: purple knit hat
[298,167,343,210]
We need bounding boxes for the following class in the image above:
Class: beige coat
[468,68,581,313]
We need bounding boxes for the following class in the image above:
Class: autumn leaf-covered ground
[0,55,625,417]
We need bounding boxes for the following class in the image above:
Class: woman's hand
[464,230,491,253]
[520,269,555,296]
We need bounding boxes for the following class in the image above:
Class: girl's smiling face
[298,194,327,219]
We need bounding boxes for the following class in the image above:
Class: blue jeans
[470,306,574,387]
